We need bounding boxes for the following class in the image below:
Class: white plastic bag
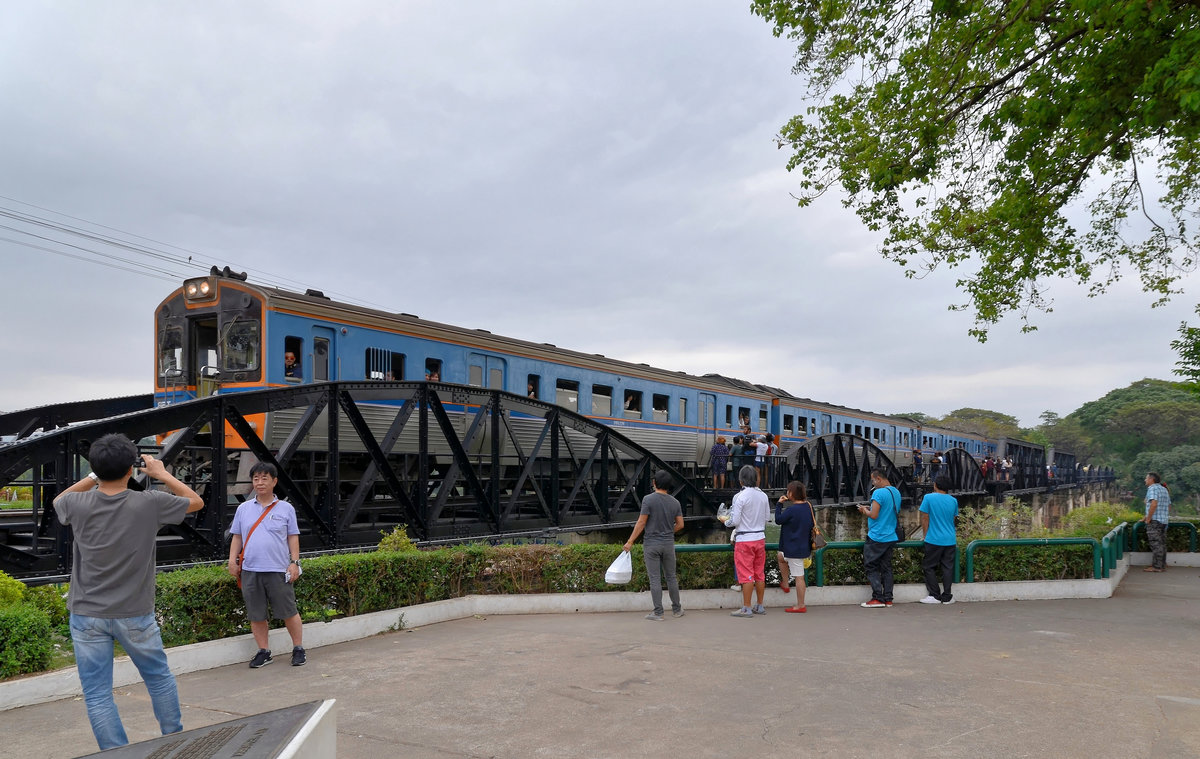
[605,550,633,584]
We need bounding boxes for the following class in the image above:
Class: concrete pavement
[1,568,1199,758]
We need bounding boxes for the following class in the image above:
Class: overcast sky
[2,1,1195,427]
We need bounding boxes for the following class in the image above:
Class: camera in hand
[133,456,146,469]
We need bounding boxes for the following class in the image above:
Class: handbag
[808,501,827,550]
[605,550,633,584]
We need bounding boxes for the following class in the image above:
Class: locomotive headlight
[183,277,216,302]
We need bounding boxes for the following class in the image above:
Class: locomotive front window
[158,328,184,377]
[221,318,260,372]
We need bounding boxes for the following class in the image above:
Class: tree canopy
[751,0,1200,344]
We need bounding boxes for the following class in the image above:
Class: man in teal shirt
[919,475,958,604]
[857,469,901,608]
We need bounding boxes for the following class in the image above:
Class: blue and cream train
[153,268,995,468]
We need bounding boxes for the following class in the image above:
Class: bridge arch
[784,434,909,506]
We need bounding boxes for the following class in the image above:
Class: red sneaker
[860,599,888,609]
[785,606,807,613]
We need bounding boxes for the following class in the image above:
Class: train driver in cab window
[284,351,301,379]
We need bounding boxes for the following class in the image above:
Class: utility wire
[0,196,400,312]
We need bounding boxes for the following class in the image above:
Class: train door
[468,353,507,389]
[821,414,832,436]
[311,326,335,381]
[191,317,220,397]
[698,393,716,464]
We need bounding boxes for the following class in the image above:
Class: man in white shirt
[727,465,770,617]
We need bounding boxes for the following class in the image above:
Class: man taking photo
[53,433,203,751]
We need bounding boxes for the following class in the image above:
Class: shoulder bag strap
[238,500,277,563]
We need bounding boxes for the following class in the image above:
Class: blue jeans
[69,613,183,750]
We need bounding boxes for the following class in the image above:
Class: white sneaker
[942,598,956,605]
[730,584,742,590]
[919,595,942,604]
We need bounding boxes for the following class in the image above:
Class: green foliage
[0,603,51,677]
[1131,446,1200,506]
[1132,521,1198,552]
[1072,379,1200,434]
[377,527,419,553]
[957,500,1047,541]
[971,545,1096,582]
[0,571,25,606]
[1059,502,1144,539]
[21,584,69,633]
[935,408,1021,439]
[751,1,1200,343]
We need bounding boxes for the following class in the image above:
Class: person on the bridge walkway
[912,448,923,482]
[919,475,958,605]
[930,451,943,480]
[1143,472,1172,573]
[774,481,814,613]
[730,435,745,473]
[53,434,203,751]
[754,435,769,483]
[227,461,307,667]
[710,436,729,489]
[726,465,770,617]
[623,470,685,620]
[857,469,901,608]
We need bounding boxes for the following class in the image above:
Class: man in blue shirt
[1143,472,1171,573]
[918,475,958,604]
[857,469,901,608]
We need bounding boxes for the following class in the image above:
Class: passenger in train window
[710,436,729,489]
[283,351,301,379]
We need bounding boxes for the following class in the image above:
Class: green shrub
[970,544,1096,582]
[377,526,418,553]
[0,570,25,606]
[22,584,69,632]
[0,603,51,677]
[1060,502,1142,539]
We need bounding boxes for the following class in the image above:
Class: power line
[0,196,401,312]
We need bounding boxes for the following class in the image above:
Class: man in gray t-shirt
[624,470,685,620]
[53,434,202,751]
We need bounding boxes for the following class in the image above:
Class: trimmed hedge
[156,545,735,647]
[0,603,51,677]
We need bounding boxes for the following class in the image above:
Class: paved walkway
[2,570,1199,758]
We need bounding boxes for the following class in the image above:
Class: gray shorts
[241,570,299,622]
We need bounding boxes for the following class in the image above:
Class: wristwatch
[290,559,301,566]
[87,472,100,483]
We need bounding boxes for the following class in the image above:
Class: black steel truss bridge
[0,382,1106,579]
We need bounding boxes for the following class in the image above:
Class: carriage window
[556,379,579,411]
[726,405,733,427]
[221,318,259,372]
[652,393,669,422]
[592,385,613,416]
[855,425,862,436]
[737,407,750,428]
[783,414,794,434]
[158,328,184,378]
[623,390,643,419]
[679,398,687,424]
[424,359,441,381]
[469,365,484,387]
[874,428,881,441]
[527,374,540,399]
[798,417,807,435]
[365,348,404,380]
[758,408,767,432]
